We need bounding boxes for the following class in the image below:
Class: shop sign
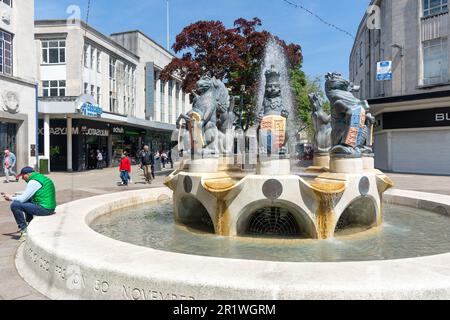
[383,107,450,130]
[80,103,103,118]
[80,126,109,137]
[112,126,125,134]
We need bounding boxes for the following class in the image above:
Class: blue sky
[35,0,370,81]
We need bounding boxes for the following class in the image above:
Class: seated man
[2,167,56,241]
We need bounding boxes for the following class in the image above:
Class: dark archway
[177,196,215,233]
[237,204,317,239]
[335,196,377,235]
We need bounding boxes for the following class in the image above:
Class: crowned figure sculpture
[257,65,290,156]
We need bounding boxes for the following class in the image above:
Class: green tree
[291,73,329,140]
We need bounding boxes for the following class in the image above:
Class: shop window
[423,37,449,85]
[0,30,12,75]
[423,0,448,17]
[43,80,66,97]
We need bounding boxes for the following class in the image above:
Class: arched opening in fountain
[176,196,215,233]
[335,197,377,235]
[236,203,317,239]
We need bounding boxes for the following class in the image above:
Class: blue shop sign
[80,103,103,117]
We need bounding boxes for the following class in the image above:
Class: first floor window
[423,37,449,85]
[423,0,448,17]
[84,82,89,94]
[43,80,66,97]
[91,85,95,98]
[0,30,12,75]
[42,40,65,64]
[1,0,12,6]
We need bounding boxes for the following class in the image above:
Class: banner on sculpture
[344,103,366,148]
[260,115,286,153]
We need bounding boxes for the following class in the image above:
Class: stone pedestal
[363,155,375,170]
[330,157,363,174]
[188,158,219,173]
[313,153,330,168]
[257,158,291,175]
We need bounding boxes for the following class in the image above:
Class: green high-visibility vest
[29,172,56,210]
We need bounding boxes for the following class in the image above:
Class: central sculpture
[257,65,289,156]
[165,43,393,240]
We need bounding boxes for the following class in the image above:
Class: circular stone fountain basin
[15,187,450,300]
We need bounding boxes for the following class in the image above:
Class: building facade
[35,20,191,172]
[0,0,37,173]
[110,31,191,152]
[350,0,450,175]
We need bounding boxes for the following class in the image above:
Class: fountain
[164,50,393,240]
[15,40,450,300]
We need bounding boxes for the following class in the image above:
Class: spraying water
[256,37,298,157]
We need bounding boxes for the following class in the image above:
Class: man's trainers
[19,231,27,242]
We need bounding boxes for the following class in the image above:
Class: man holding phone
[2,167,56,242]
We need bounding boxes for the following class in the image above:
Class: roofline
[350,0,380,59]
[110,30,175,59]
[34,19,140,61]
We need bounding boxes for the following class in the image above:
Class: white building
[35,20,191,171]
[0,0,37,172]
[350,0,450,175]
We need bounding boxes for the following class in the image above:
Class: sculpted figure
[325,72,366,156]
[256,65,289,155]
[176,73,232,155]
[309,93,331,154]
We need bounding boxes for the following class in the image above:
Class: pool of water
[90,200,450,262]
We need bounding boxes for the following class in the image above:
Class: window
[160,80,165,122]
[1,0,12,7]
[176,82,180,119]
[43,80,66,97]
[182,93,186,114]
[424,0,448,16]
[168,80,173,124]
[423,37,449,85]
[42,40,65,64]
[84,82,88,94]
[84,45,90,68]
[0,30,12,75]
[96,51,101,73]
[97,87,101,104]
[109,58,116,79]
[91,85,95,98]
[359,42,363,67]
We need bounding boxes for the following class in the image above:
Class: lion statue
[176,73,234,155]
[325,72,367,156]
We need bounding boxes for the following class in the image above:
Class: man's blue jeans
[11,201,55,231]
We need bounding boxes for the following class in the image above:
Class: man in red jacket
[119,153,131,186]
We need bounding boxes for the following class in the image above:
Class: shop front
[111,125,146,166]
[39,119,110,172]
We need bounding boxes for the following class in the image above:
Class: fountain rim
[15,187,450,300]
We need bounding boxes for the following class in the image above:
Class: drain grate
[247,207,300,237]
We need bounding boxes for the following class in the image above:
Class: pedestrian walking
[119,153,131,186]
[96,150,104,170]
[3,149,17,183]
[140,145,154,184]
[2,167,56,242]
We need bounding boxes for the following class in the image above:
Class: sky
[35,0,370,81]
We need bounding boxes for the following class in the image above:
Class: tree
[160,18,303,124]
[292,74,329,140]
